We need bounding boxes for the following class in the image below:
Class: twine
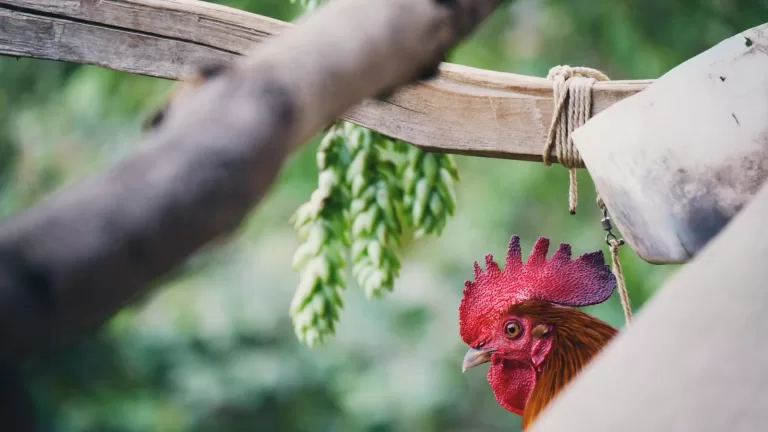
[543,64,633,325]
[608,238,632,325]
[543,65,609,214]
[597,194,633,326]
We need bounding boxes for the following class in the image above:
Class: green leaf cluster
[290,124,351,347]
[288,0,461,348]
[344,123,404,299]
[290,121,459,346]
[402,146,459,238]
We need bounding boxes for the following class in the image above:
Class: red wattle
[487,355,537,416]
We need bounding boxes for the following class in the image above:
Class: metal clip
[600,207,625,247]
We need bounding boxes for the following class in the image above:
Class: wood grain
[0,0,653,162]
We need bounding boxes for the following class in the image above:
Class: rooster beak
[462,347,495,372]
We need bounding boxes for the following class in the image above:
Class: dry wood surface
[0,0,653,161]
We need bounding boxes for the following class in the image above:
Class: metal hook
[599,206,625,246]
[605,231,625,246]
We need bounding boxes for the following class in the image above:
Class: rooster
[459,235,617,429]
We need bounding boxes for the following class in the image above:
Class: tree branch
[0,0,650,162]
[0,0,503,365]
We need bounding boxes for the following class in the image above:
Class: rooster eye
[504,321,523,339]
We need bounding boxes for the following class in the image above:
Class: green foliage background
[1,0,764,430]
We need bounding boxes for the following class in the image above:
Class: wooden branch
[529,179,768,431]
[0,0,504,364]
[0,0,652,162]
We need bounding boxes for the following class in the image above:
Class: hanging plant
[288,0,460,346]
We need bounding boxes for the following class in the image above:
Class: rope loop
[543,65,609,214]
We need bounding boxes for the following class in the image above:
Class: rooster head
[458,235,616,415]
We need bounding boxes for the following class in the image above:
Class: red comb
[459,236,616,342]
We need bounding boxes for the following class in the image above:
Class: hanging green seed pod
[289,123,350,347]
[289,0,461,348]
[344,124,404,299]
[402,145,459,237]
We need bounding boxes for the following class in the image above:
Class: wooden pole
[0,0,651,162]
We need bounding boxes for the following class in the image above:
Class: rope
[608,238,632,325]
[596,193,605,211]
[543,64,632,325]
[543,66,609,214]
[597,193,633,326]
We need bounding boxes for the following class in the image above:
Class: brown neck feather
[511,301,618,430]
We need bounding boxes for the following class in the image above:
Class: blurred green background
[1,0,765,430]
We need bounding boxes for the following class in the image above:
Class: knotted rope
[542,65,632,325]
[543,65,609,214]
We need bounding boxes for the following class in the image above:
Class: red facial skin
[466,313,554,415]
[463,300,617,429]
